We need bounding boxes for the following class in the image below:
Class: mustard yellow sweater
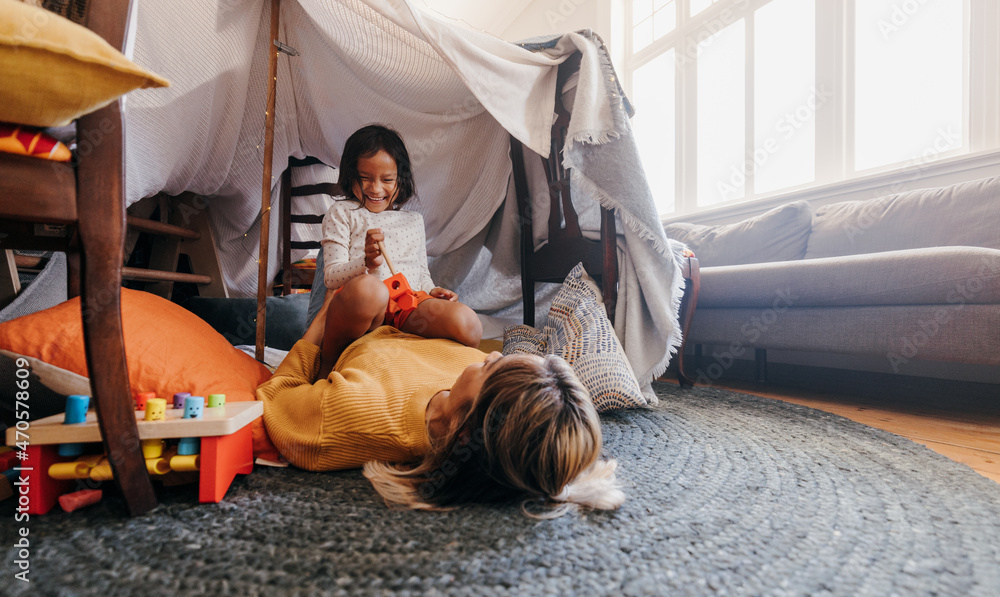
[257,326,486,471]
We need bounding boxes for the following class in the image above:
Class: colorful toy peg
[172,392,191,410]
[169,454,200,472]
[64,394,89,423]
[48,461,92,480]
[184,396,205,419]
[178,395,205,456]
[76,454,103,467]
[145,457,171,476]
[177,437,200,456]
[89,459,114,481]
[144,398,167,421]
[141,398,168,458]
[207,394,226,408]
[58,489,102,513]
[58,394,90,458]
[133,391,156,410]
[142,439,165,459]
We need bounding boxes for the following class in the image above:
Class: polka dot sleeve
[321,200,368,290]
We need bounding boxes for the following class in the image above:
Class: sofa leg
[755,349,768,383]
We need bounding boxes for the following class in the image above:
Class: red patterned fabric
[0,122,72,161]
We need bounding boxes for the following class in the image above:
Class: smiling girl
[318,125,482,372]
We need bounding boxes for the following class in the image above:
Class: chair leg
[66,250,81,299]
[522,277,535,327]
[76,105,157,516]
[79,257,157,516]
[675,257,700,388]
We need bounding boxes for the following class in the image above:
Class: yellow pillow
[0,0,169,127]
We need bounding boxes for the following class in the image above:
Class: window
[854,0,964,171]
[624,0,996,217]
[632,50,676,213]
[696,17,744,206]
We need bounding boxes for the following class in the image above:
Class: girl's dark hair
[339,124,415,210]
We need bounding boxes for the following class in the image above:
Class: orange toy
[377,240,420,312]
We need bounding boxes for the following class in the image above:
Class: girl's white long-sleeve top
[320,198,436,293]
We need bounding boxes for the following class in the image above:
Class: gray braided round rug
[4,382,999,596]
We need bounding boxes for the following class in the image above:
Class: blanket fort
[122,0,684,398]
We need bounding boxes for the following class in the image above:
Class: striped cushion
[503,263,646,412]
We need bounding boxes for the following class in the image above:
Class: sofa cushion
[697,246,1000,308]
[663,201,812,267]
[805,175,1000,259]
[688,304,1000,367]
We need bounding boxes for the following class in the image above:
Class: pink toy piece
[58,489,103,512]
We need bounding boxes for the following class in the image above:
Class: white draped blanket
[123,0,682,397]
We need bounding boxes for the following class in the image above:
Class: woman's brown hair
[363,354,625,517]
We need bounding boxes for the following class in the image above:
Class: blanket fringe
[569,168,687,397]
[568,167,673,260]
[565,32,630,147]
[568,128,619,146]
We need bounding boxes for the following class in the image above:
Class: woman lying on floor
[256,274,625,516]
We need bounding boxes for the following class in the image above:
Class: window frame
[617,0,1000,220]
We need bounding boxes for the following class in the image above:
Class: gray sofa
[664,175,1000,382]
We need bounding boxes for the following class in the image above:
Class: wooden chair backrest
[278,156,343,295]
[510,51,618,326]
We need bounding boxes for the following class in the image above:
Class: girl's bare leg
[317,275,389,378]
[399,298,482,348]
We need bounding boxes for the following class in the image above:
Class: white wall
[501,0,611,43]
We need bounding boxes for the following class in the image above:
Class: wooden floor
[704,378,1000,485]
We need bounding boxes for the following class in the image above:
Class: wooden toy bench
[5,401,262,515]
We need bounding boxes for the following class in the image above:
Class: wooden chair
[276,156,342,295]
[510,52,619,327]
[0,0,157,515]
[509,51,701,387]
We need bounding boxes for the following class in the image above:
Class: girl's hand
[430,287,458,302]
[364,229,385,272]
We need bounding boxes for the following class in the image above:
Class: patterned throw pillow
[503,263,646,412]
